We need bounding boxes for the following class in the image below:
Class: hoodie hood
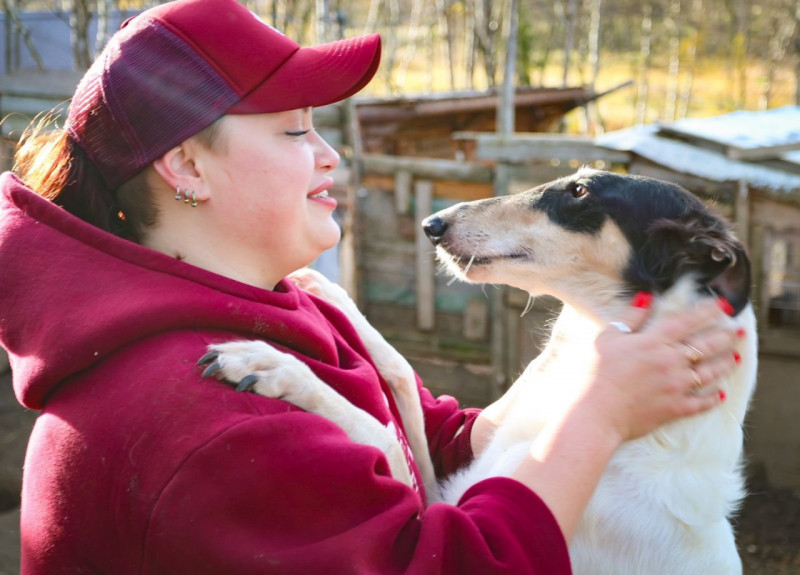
[0,172,364,411]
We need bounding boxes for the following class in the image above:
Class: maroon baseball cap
[66,0,381,188]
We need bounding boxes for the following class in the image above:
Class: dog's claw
[201,362,222,378]
[236,375,258,393]
[197,351,219,366]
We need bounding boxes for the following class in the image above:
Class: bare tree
[583,0,602,133]
[663,0,682,122]
[473,0,502,87]
[3,0,45,72]
[634,1,653,125]
[94,0,114,55]
[435,0,455,90]
[70,0,91,70]
[558,0,579,87]
[760,0,798,110]
[677,0,703,119]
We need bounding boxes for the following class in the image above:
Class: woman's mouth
[307,187,337,209]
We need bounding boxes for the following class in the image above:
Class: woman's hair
[13,113,223,243]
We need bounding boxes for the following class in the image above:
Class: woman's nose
[315,132,340,172]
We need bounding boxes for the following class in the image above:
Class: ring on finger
[682,343,704,363]
[689,368,703,390]
[609,321,632,334]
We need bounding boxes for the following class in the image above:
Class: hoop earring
[174,186,182,201]
[190,191,197,208]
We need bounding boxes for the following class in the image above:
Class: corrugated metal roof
[596,107,800,193]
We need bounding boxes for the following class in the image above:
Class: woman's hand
[506,293,741,542]
[584,295,739,445]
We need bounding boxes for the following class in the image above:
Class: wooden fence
[351,139,629,405]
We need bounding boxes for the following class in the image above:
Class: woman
[0,0,738,572]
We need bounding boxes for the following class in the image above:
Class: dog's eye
[571,183,589,199]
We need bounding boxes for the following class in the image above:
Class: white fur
[205,186,757,573]
[440,277,757,574]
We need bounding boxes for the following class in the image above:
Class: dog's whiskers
[520,294,536,317]
[463,254,476,275]
[446,254,476,286]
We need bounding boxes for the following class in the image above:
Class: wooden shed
[354,84,629,160]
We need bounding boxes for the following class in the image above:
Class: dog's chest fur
[442,280,757,575]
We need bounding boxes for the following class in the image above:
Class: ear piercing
[174,187,198,207]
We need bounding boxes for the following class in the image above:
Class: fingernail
[733,351,741,365]
[631,292,653,309]
[717,297,734,316]
[719,390,727,402]
[736,328,746,339]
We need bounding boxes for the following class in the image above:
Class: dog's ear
[636,217,751,315]
[689,232,751,315]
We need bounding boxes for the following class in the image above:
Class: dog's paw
[288,268,359,315]
[198,340,313,397]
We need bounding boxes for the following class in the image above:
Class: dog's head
[423,168,751,315]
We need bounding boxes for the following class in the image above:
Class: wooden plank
[433,180,493,201]
[360,154,493,182]
[463,299,489,341]
[453,132,631,164]
[394,170,412,214]
[415,180,435,331]
[726,141,800,162]
[361,173,494,202]
[735,180,750,248]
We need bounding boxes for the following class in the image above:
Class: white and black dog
[201,168,757,574]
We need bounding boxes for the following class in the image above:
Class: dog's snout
[422,216,449,245]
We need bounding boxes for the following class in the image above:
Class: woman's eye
[285,129,310,137]
[572,184,589,198]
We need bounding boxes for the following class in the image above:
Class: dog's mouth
[441,249,529,274]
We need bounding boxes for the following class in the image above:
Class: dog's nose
[422,216,449,245]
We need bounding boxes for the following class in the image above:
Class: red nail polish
[717,298,734,316]
[719,390,727,402]
[733,351,741,364]
[631,292,653,309]
[736,328,746,339]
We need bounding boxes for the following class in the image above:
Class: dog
[200,168,757,574]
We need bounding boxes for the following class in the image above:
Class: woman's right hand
[509,293,741,542]
[583,295,739,445]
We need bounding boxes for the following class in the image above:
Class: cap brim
[229,33,381,114]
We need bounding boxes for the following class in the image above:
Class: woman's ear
[151,142,210,202]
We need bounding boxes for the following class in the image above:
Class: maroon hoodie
[0,172,570,574]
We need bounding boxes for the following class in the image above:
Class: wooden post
[415,180,435,331]
[488,0,518,400]
[735,179,750,249]
[395,170,412,215]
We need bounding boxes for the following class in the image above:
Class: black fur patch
[529,170,751,314]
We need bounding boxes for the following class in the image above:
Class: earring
[190,191,197,208]
[174,186,182,201]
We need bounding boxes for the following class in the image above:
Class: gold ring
[683,343,704,363]
[690,368,703,390]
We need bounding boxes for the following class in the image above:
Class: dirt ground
[1,371,799,573]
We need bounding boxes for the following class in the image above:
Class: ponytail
[13,113,140,241]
